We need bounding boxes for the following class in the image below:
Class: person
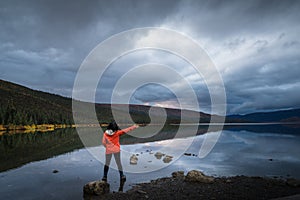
[102,121,139,182]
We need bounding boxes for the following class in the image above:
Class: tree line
[0,103,74,125]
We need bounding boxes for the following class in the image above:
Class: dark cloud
[0,0,300,114]
[170,0,300,40]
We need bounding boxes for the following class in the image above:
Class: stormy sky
[1,0,300,114]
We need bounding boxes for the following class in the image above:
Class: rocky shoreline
[83,170,300,200]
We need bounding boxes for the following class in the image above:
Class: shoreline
[1,121,299,135]
[85,171,300,200]
[0,123,109,135]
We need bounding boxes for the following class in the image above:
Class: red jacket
[102,125,137,154]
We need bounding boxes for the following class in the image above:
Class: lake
[0,125,299,199]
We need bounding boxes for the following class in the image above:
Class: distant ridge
[228,109,300,123]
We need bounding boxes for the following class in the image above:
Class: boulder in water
[163,155,173,163]
[154,152,165,159]
[172,171,185,179]
[130,154,138,165]
[185,170,214,183]
[83,180,110,196]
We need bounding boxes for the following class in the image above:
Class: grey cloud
[1,0,300,114]
[0,0,180,94]
[0,0,179,50]
[170,0,300,40]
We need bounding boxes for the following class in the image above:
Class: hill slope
[0,79,211,126]
[0,79,74,125]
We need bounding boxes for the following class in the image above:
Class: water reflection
[0,125,213,172]
[181,129,300,178]
[0,125,299,200]
[118,178,126,192]
[0,124,299,174]
[0,128,84,172]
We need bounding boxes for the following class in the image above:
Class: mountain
[0,79,211,127]
[228,109,300,123]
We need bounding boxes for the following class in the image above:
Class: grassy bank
[0,124,75,134]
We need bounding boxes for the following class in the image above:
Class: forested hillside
[0,80,74,125]
[0,79,211,127]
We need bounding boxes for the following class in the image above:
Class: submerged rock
[130,154,138,165]
[154,152,165,159]
[163,155,173,163]
[185,170,214,183]
[83,180,110,196]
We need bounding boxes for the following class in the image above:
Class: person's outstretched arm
[118,124,139,136]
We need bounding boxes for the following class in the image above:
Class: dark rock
[93,174,300,200]
[185,170,214,183]
[52,170,59,173]
[226,179,232,183]
[172,171,185,179]
[137,189,147,194]
[286,178,300,187]
[83,180,110,196]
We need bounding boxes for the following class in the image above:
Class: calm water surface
[0,125,299,199]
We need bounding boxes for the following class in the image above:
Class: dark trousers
[103,152,124,177]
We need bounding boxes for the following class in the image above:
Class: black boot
[102,176,107,182]
[120,174,126,182]
[119,171,126,182]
